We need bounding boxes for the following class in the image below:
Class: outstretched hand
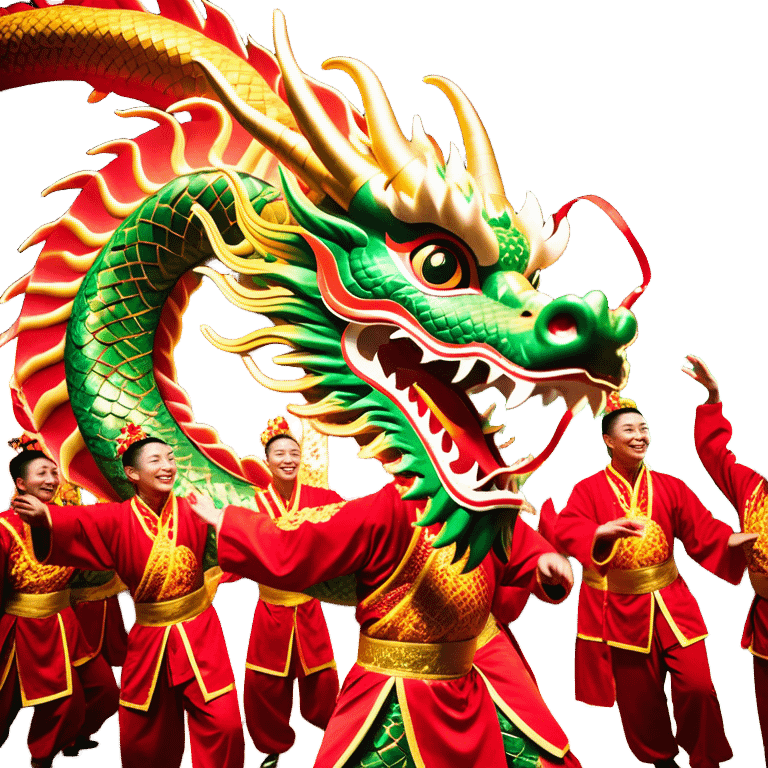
[728,531,759,553]
[11,494,50,527]
[187,492,224,532]
[537,552,574,592]
[682,355,720,404]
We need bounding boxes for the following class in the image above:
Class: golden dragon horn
[192,57,346,202]
[423,75,508,203]
[323,56,424,198]
[272,10,380,207]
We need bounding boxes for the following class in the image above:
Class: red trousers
[118,670,244,768]
[244,647,339,755]
[754,656,768,767]
[610,611,731,768]
[0,654,117,760]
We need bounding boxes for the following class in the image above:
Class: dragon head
[194,12,640,566]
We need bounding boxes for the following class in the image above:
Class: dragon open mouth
[343,322,617,512]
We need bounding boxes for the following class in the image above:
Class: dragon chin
[342,322,614,513]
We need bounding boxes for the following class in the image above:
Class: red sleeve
[668,476,745,585]
[555,480,603,568]
[694,402,763,525]
[501,519,569,603]
[491,586,530,624]
[40,503,121,572]
[217,484,410,594]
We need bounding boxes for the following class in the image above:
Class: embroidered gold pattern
[367,529,492,643]
[132,496,201,602]
[744,480,768,575]
[272,501,345,531]
[0,518,73,594]
[605,466,670,570]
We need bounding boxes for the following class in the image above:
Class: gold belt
[70,574,127,604]
[583,558,679,595]
[5,589,71,618]
[134,583,212,627]
[357,633,477,680]
[259,584,313,607]
[750,571,768,599]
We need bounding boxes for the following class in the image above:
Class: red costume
[245,482,340,755]
[70,572,128,667]
[0,509,118,762]
[555,464,744,768]
[695,401,768,763]
[36,493,244,768]
[218,480,578,768]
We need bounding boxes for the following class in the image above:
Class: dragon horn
[423,75,507,202]
[192,56,347,204]
[323,56,424,198]
[272,11,380,207]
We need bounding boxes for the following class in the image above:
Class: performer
[685,354,768,765]
[1,445,119,768]
[555,395,751,768]
[188,478,579,767]
[12,426,245,768]
[246,417,340,768]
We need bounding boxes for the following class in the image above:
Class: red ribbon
[551,195,651,310]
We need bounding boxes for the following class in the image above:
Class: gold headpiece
[604,392,638,414]
[116,423,148,457]
[261,416,295,447]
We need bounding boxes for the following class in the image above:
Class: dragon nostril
[547,313,577,341]
[521,310,532,318]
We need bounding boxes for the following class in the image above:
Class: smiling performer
[246,417,341,768]
[555,394,751,768]
[1,441,118,768]
[12,425,244,768]
[685,355,768,765]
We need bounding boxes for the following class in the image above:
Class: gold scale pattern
[743,481,768,575]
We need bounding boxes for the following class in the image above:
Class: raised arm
[685,354,762,515]
[191,484,412,594]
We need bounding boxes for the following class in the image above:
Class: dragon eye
[410,242,469,290]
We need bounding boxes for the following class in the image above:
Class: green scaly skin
[346,688,547,768]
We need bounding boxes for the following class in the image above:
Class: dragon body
[1,1,644,581]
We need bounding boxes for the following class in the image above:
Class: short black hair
[10,450,54,483]
[602,407,644,436]
[265,434,300,457]
[121,437,169,469]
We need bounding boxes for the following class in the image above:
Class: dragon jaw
[342,322,611,512]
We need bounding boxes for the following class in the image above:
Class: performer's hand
[537,552,574,591]
[11,494,50,527]
[728,531,759,553]
[594,517,645,545]
[682,354,720,404]
[187,492,224,532]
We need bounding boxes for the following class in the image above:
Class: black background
[0,3,766,766]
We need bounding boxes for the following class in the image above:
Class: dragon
[0,0,646,588]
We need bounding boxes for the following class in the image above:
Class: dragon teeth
[389,328,411,341]
[420,347,442,365]
[485,362,505,384]
[452,358,476,384]
[505,379,535,410]
[540,387,560,406]
[588,388,607,417]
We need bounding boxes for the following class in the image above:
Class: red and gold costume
[36,493,244,768]
[218,480,578,768]
[245,481,340,755]
[70,573,128,667]
[0,509,118,761]
[555,465,744,767]
[695,401,768,762]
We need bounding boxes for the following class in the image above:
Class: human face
[603,412,650,466]
[16,458,60,502]
[266,437,301,485]
[124,442,177,497]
